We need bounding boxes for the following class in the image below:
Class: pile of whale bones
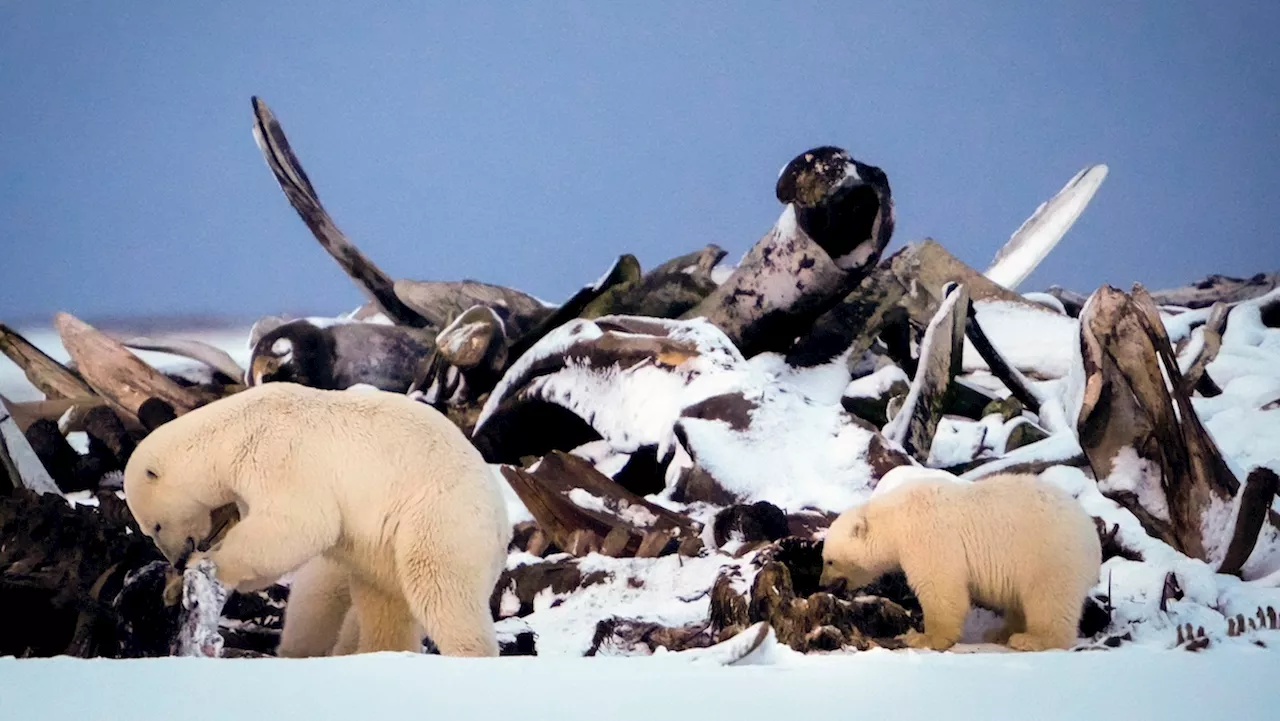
[3,95,1280,661]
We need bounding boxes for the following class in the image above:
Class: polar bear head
[123,414,239,568]
[819,505,893,591]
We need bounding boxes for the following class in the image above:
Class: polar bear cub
[820,469,1101,652]
[123,382,511,657]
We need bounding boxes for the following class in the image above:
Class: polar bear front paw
[901,630,956,651]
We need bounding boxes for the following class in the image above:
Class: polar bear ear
[847,513,868,538]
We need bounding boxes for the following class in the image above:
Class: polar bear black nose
[175,537,196,571]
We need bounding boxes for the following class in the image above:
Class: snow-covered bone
[983,164,1109,291]
[174,559,230,658]
[1076,285,1278,571]
[882,284,968,461]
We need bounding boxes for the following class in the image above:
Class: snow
[474,315,747,460]
[961,300,1079,379]
[843,363,909,399]
[1021,290,1068,314]
[926,415,988,468]
[1040,465,1280,647]
[567,488,608,514]
[504,551,750,656]
[1099,446,1172,523]
[568,440,632,477]
[3,644,1279,721]
[749,348,853,404]
[674,382,881,513]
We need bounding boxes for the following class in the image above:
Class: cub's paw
[901,630,956,651]
[1006,633,1059,652]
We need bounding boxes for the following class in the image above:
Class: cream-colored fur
[122,382,511,657]
[820,470,1101,652]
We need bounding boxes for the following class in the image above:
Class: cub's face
[819,507,881,591]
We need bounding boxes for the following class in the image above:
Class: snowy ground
[2,644,1279,721]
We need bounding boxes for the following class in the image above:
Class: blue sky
[1,2,1277,322]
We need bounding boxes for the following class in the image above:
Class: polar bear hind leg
[330,606,361,656]
[347,579,422,654]
[1007,587,1081,651]
[395,546,500,657]
[276,555,352,658]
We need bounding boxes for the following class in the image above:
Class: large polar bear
[122,382,511,657]
[820,469,1101,652]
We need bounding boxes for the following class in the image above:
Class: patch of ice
[4,643,1280,720]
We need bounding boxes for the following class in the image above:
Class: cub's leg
[899,542,971,651]
[1007,589,1081,652]
[276,555,352,658]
